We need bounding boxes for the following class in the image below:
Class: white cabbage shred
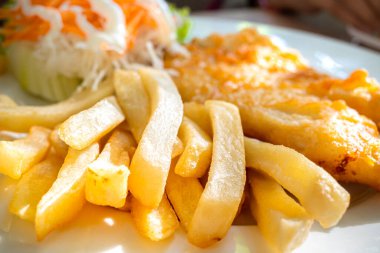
[14,0,187,90]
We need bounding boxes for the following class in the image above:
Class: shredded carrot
[0,0,159,52]
[60,10,86,39]
[113,0,158,50]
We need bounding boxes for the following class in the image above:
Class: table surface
[194,8,364,47]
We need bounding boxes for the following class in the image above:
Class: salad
[0,0,191,101]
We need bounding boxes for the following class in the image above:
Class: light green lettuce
[169,4,192,43]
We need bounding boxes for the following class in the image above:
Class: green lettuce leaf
[169,4,192,43]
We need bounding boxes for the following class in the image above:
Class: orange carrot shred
[0,0,160,52]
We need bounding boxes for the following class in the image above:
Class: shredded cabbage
[2,0,189,101]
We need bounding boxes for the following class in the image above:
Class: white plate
[1,16,380,253]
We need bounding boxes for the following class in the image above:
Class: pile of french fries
[0,68,350,252]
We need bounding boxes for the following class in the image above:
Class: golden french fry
[183,102,212,136]
[166,166,203,231]
[131,194,179,241]
[128,68,183,208]
[118,193,133,212]
[0,80,114,132]
[187,100,246,247]
[35,143,99,240]
[114,69,183,158]
[114,70,150,141]
[0,126,50,179]
[235,188,247,219]
[85,130,133,208]
[0,95,17,107]
[49,127,68,158]
[0,131,27,141]
[9,154,63,222]
[175,117,212,178]
[172,137,184,158]
[244,137,350,228]
[249,171,313,253]
[116,121,130,133]
[59,96,125,150]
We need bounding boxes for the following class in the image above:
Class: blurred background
[0,0,379,50]
[168,0,380,50]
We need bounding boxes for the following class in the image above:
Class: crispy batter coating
[165,28,380,189]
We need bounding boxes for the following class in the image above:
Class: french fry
[0,80,114,132]
[85,130,134,208]
[175,117,212,178]
[187,100,246,247]
[0,126,50,179]
[9,154,63,222]
[183,102,212,136]
[166,166,203,231]
[114,69,183,158]
[131,194,179,241]
[35,143,99,240]
[0,131,27,141]
[114,70,150,141]
[235,188,248,219]
[49,127,68,158]
[248,171,313,253]
[244,137,350,228]
[118,193,133,212]
[172,137,184,158]
[128,68,183,208]
[0,95,17,107]
[59,96,125,150]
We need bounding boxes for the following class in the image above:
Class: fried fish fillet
[306,69,380,127]
[165,28,380,189]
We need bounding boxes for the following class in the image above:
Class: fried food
[248,171,313,253]
[1,19,371,251]
[187,100,245,247]
[165,28,380,190]
[35,143,99,240]
[0,126,51,179]
[175,117,212,178]
[9,154,62,222]
[131,194,179,241]
[49,127,68,158]
[59,96,124,150]
[166,164,203,231]
[171,137,184,158]
[85,130,133,208]
[165,29,307,103]
[128,68,183,208]
[0,130,26,141]
[0,80,114,132]
[114,69,183,158]
[306,69,380,127]
[114,70,150,141]
[183,102,212,136]
[245,137,349,228]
